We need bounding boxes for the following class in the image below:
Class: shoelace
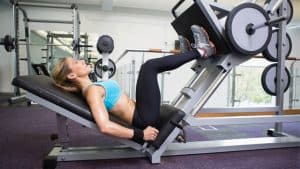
[192,33,210,48]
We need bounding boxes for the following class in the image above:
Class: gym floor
[1,95,300,169]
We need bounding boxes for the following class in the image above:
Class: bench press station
[12,0,300,168]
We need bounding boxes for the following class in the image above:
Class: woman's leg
[134,49,200,128]
[133,25,215,129]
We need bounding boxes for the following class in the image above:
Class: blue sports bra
[93,80,121,111]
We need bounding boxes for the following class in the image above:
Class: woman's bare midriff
[109,93,136,125]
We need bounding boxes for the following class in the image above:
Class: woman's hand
[143,126,159,141]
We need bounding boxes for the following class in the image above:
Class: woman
[51,25,215,143]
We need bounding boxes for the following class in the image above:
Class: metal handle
[172,0,186,18]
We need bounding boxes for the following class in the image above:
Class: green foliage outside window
[234,66,272,106]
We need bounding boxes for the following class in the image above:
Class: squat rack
[10,0,81,104]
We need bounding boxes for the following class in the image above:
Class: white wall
[0,2,14,93]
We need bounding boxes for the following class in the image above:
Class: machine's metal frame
[19,0,300,166]
[25,91,300,163]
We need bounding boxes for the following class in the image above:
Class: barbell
[0,34,93,52]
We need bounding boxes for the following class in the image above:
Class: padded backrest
[12,75,126,126]
[171,1,230,54]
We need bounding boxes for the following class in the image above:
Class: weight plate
[97,35,114,54]
[225,3,272,55]
[265,0,293,25]
[94,58,116,79]
[262,29,292,62]
[4,35,15,52]
[261,63,290,96]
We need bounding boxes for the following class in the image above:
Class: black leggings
[132,49,201,129]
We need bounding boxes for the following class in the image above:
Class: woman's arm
[85,85,134,139]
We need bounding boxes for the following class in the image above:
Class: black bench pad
[12,75,185,148]
[12,75,96,122]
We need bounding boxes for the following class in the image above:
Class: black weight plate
[225,3,272,55]
[4,35,15,52]
[261,63,290,96]
[262,30,292,62]
[97,35,114,54]
[94,58,116,79]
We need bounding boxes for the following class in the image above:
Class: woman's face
[65,57,92,79]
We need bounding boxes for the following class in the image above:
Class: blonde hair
[51,57,79,92]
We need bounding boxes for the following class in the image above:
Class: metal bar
[275,0,288,134]
[163,136,300,157]
[13,4,20,96]
[50,36,54,65]
[254,55,300,61]
[185,114,300,126]
[17,2,73,9]
[17,43,70,47]
[271,0,283,14]
[27,19,73,24]
[47,135,300,163]
[191,68,228,116]
[49,146,145,162]
[231,68,236,107]
[102,53,109,80]
[251,16,286,30]
[83,33,89,61]
[56,114,70,148]
[161,74,165,102]
[50,33,88,38]
[198,106,281,113]
[130,59,136,100]
[289,61,296,109]
[19,7,33,75]
[45,33,50,71]
[73,5,80,59]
